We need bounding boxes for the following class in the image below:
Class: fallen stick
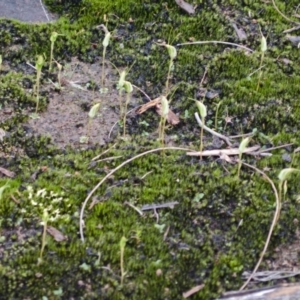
[195,112,233,146]
[186,145,260,157]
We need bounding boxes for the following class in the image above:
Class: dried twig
[239,161,280,291]
[195,112,233,146]
[124,201,144,216]
[80,146,192,242]
[186,145,260,157]
[10,195,20,204]
[132,84,152,101]
[243,270,300,282]
[271,0,300,25]
[91,143,117,161]
[175,0,195,15]
[140,170,153,179]
[141,201,179,211]
[183,284,205,298]
[251,143,294,155]
[283,25,300,33]
[177,41,254,53]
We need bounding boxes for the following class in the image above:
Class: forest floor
[1,1,300,299]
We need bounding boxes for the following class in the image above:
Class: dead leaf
[47,226,67,242]
[136,97,180,125]
[156,104,180,125]
[136,97,160,114]
[232,23,247,41]
[280,58,293,65]
[175,0,195,15]
[0,167,15,178]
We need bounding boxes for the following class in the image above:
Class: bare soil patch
[27,58,121,149]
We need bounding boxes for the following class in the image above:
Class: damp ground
[27,57,122,149]
[0,1,300,299]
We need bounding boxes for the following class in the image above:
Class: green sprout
[38,209,49,265]
[159,95,169,146]
[110,61,136,135]
[278,168,300,202]
[117,69,127,115]
[290,147,300,167]
[116,69,132,137]
[122,81,133,137]
[119,236,128,285]
[96,23,111,90]
[165,44,177,93]
[277,168,300,223]
[49,60,63,90]
[195,100,207,158]
[88,102,101,140]
[0,181,10,200]
[26,186,71,264]
[35,55,44,113]
[49,32,63,72]
[55,60,62,89]
[256,28,267,91]
[158,42,177,94]
[237,137,251,179]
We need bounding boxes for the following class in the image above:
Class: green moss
[1,0,300,298]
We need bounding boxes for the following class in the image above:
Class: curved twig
[195,112,233,146]
[239,162,280,290]
[271,0,300,25]
[79,146,193,242]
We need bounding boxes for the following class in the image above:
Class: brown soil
[27,58,122,149]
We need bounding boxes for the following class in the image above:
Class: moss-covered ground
[1,0,300,298]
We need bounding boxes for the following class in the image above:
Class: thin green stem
[200,116,204,160]
[119,90,123,129]
[120,246,125,284]
[49,43,54,72]
[123,93,130,137]
[165,59,174,94]
[35,74,40,113]
[239,162,280,291]
[39,221,47,262]
[102,47,106,87]
[256,52,264,91]
[160,117,166,147]
[214,101,222,130]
